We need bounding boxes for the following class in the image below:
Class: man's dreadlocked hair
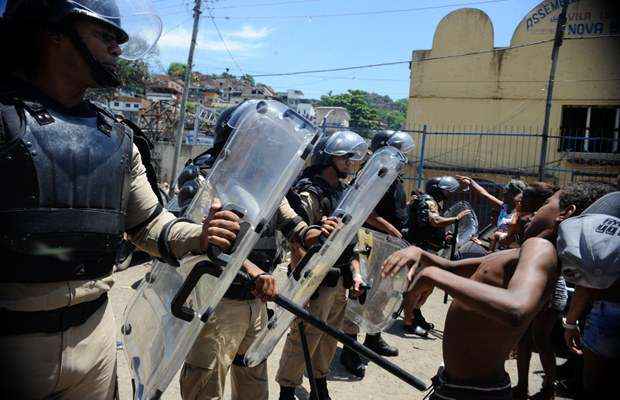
[559,181,617,215]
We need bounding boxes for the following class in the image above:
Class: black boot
[339,337,366,379]
[364,333,399,357]
[403,318,428,337]
[311,377,332,400]
[279,385,296,400]
[414,309,434,331]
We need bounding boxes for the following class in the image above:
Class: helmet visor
[324,130,369,161]
[387,131,415,153]
[343,143,369,161]
[69,0,162,60]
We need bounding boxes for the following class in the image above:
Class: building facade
[406,0,619,185]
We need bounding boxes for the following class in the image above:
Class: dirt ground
[110,262,568,400]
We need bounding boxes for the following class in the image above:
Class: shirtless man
[381,182,616,399]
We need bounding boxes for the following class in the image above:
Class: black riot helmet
[1,0,161,86]
[211,104,240,158]
[189,103,240,168]
[425,176,460,201]
[309,130,368,179]
[370,130,415,154]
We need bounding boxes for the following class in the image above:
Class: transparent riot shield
[345,228,410,334]
[121,100,318,400]
[444,201,479,246]
[243,146,407,367]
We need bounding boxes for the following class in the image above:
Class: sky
[1,0,545,100]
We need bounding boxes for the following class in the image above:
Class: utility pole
[169,0,202,196]
[538,1,568,181]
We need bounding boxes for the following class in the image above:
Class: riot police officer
[0,2,239,398]
[340,130,415,377]
[404,176,470,336]
[176,105,308,400]
[277,130,368,400]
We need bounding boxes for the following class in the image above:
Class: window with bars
[559,106,619,153]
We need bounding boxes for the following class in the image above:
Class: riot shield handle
[206,203,248,267]
[235,272,427,391]
[291,236,325,281]
[171,261,224,322]
[348,282,371,305]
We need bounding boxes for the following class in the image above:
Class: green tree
[118,59,151,94]
[318,90,381,137]
[167,62,187,78]
[241,74,255,85]
[395,98,408,115]
[377,108,406,130]
[85,58,151,102]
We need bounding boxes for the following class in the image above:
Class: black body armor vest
[406,193,445,252]
[0,96,133,282]
[287,175,357,286]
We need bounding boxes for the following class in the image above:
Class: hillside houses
[103,69,321,146]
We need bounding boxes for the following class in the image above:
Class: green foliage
[118,59,150,94]
[167,62,187,78]
[395,98,408,114]
[85,59,151,102]
[186,101,198,114]
[241,74,255,85]
[318,90,407,134]
[376,108,406,130]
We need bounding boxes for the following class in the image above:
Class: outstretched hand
[381,246,423,279]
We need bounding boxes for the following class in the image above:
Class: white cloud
[226,25,274,40]
[158,25,273,56]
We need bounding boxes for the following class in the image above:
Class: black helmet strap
[65,26,121,88]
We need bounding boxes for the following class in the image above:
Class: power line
[210,0,509,20]
[161,16,195,35]
[206,0,321,10]
[251,38,557,77]
[206,8,246,75]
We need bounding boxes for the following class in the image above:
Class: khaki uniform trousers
[342,316,359,335]
[180,297,268,400]
[0,299,117,400]
[276,279,348,387]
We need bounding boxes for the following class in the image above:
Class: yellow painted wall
[406,0,620,184]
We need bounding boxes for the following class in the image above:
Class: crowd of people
[171,107,619,400]
[1,2,618,400]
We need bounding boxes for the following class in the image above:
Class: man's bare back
[382,238,558,386]
[443,249,522,382]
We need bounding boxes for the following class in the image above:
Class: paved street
[110,262,559,400]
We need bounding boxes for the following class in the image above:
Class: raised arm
[428,209,471,228]
[457,175,504,208]
[412,238,557,327]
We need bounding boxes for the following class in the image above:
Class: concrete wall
[406,0,620,183]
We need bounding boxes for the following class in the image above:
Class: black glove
[176,152,216,212]
[177,163,201,211]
